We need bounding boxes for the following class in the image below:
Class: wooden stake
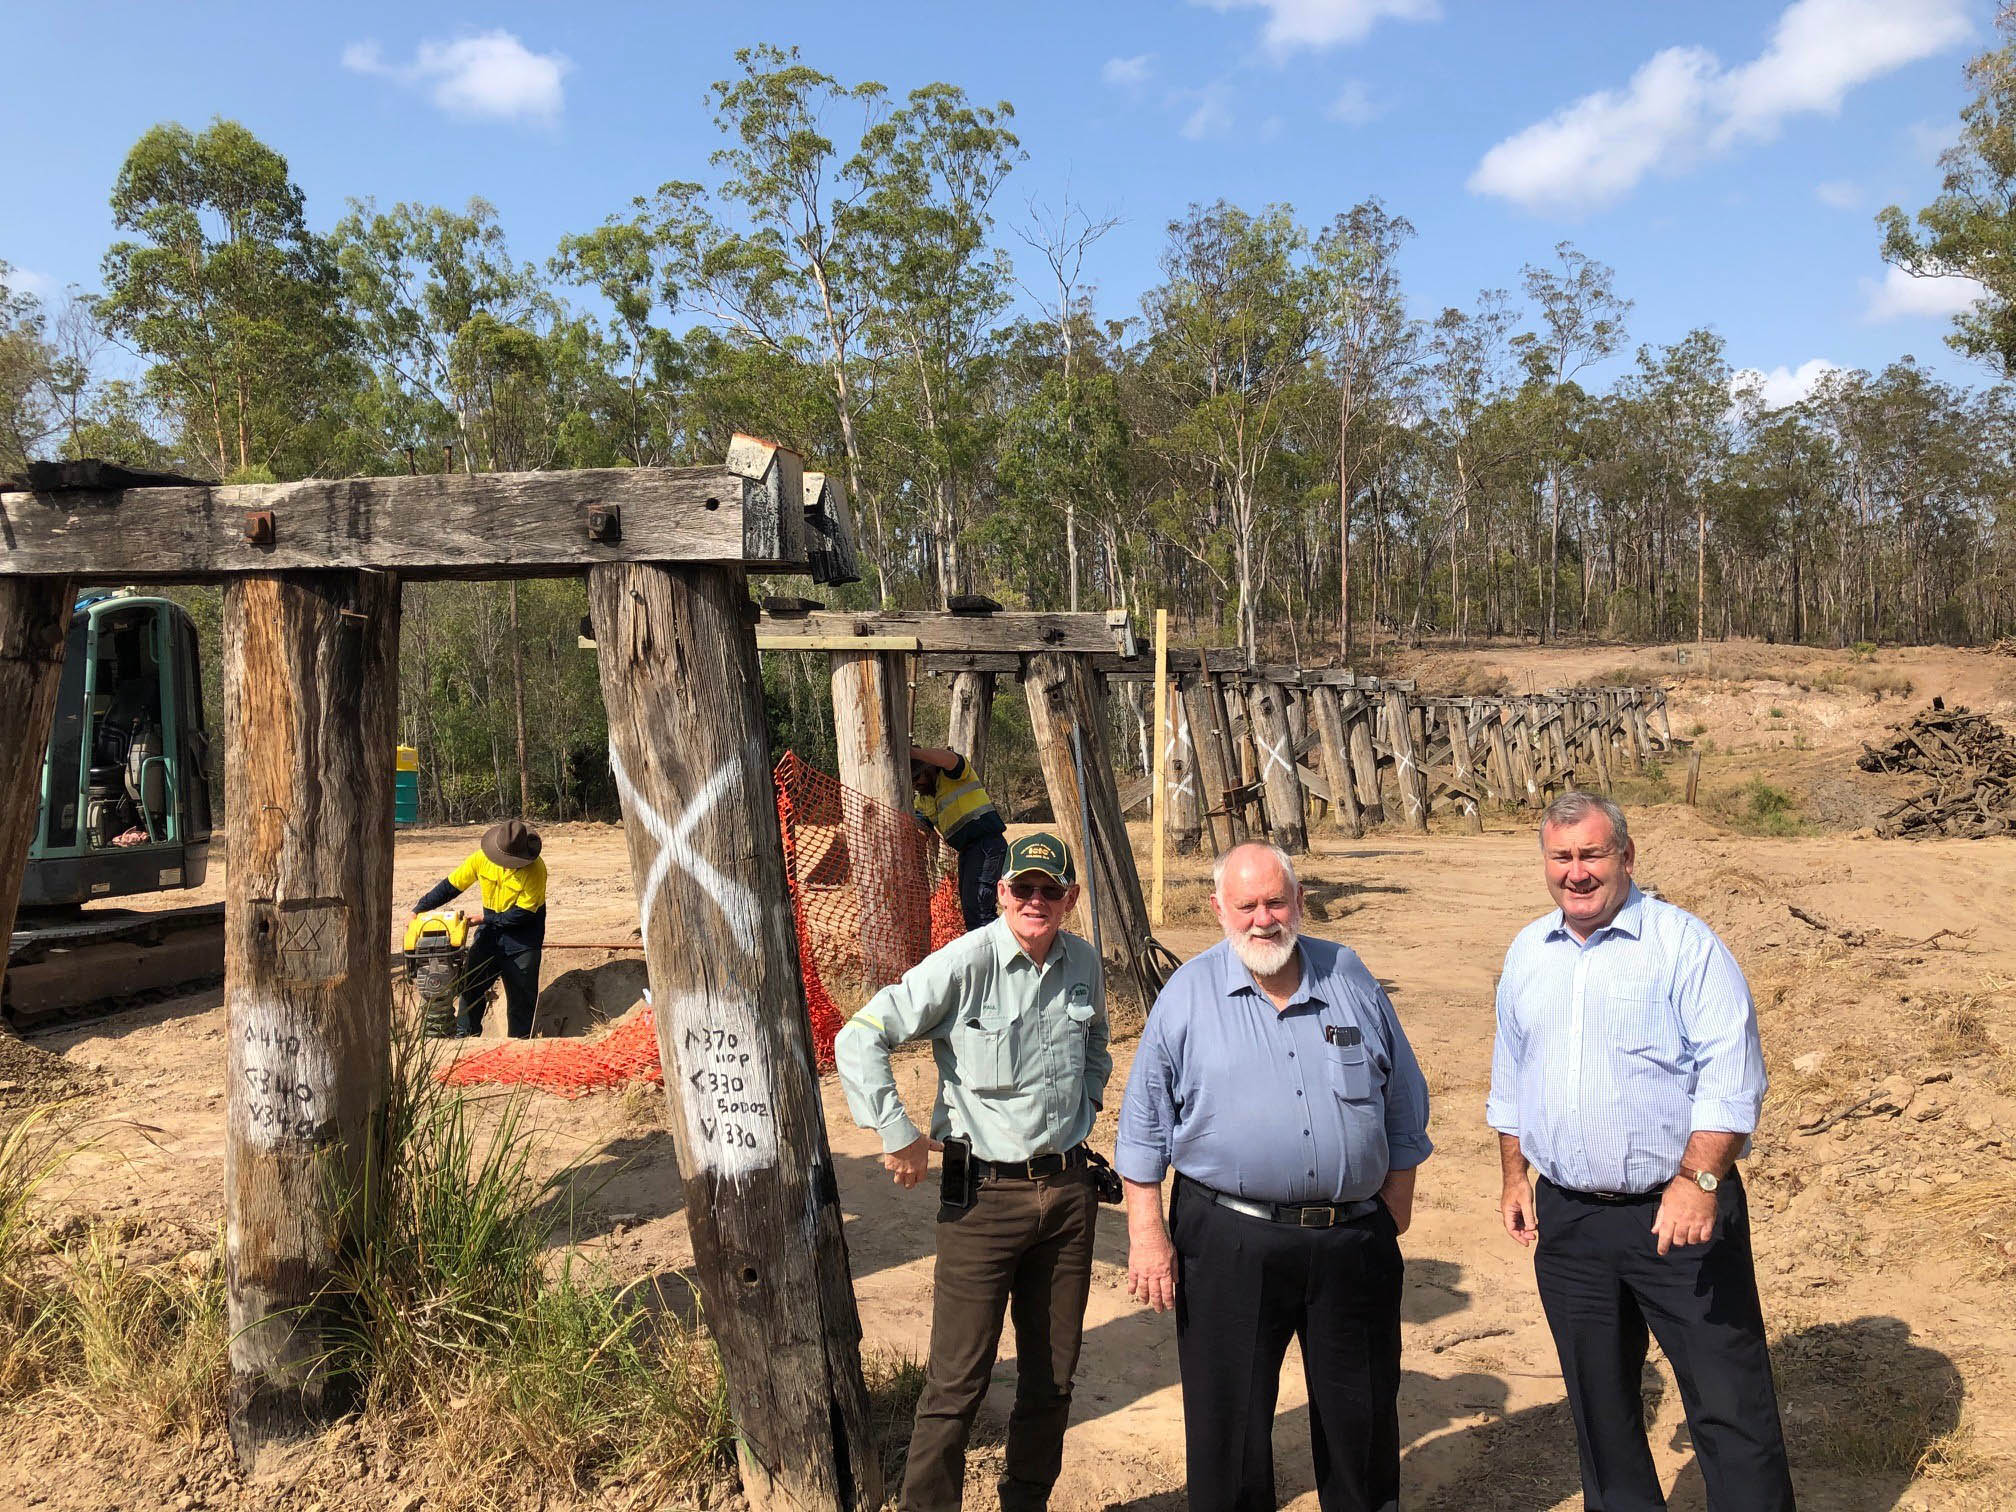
[830,648,926,979]
[1311,686,1364,839]
[1247,679,1309,853]
[1385,688,1429,833]
[1685,746,1702,806]
[1446,707,1485,834]
[0,579,73,963]
[1151,611,1168,928]
[222,570,398,1468]
[1204,675,1252,844]
[1484,707,1515,810]
[590,563,878,1512]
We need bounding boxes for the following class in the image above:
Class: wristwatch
[1677,1164,1720,1193]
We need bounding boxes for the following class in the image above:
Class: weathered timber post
[1025,651,1151,960]
[0,580,74,960]
[1543,708,1573,792]
[1629,695,1657,765]
[1208,675,1254,841]
[830,648,927,979]
[947,669,995,780]
[1183,674,1244,851]
[1166,679,1204,855]
[1583,696,1614,794]
[1246,679,1309,853]
[1311,686,1364,838]
[1342,690,1385,825]
[1384,688,1428,833]
[1507,710,1539,808]
[222,570,398,1468]
[1653,688,1674,747]
[1484,707,1516,812]
[1614,690,1645,770]
[1446,702,1484,835]
[591,563,879,1512]
[1685,745,1702,806]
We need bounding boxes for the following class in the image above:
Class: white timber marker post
[589,557,880,1510]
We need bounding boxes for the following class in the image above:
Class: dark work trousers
[1171,1176,1405,1512]
[956,830,1009,931]
[1534,1174,1795,1512]
[458,919,544,1038]
[903,1167,1099,1512]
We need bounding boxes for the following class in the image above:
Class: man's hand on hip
[1652,1177,1718,1255]
[1500,1175,1539,1247]
[880,1134,942,1189]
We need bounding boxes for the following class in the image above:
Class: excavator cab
[24,591,214,906]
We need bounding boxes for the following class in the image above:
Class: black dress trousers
[1534,1173,1796,1512]
[1171,1177,1405,1512]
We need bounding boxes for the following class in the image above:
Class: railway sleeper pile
[1858,702,2016,838]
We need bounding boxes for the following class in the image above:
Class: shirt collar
[1545,883,1645,945]
[1218,939,1321,1011]
[991,916,1064,972]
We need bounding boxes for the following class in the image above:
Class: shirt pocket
[1604,987,1678,1061]
[1328,1043,1375,1102]
[1064,1000,1096,1076]
[953,1005,1020,1094]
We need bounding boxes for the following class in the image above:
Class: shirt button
[1303,1129,1311,1137]
[1288,1051,1296,1058]
[1295,1090,1302,1097]
[1307,1169,1315,1178]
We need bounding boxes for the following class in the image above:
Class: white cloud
[1906,119,1957,164]
[343,30,570,125]
[1471,0,1969,214]
[1180,84,1236,140]
[1814,179,1861,209]
[1101,54,1154,90]
[1194,0,1439,56]
[5,268,57,299]
[1717,0,1971,146]
[1468,47,1717,215]
[1326,79,1380,125]
[1861,264,1986,321]
[1730,358,1841,409]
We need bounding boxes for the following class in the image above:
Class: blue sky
[0,0,1993,406]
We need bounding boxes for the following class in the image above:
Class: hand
[879,1134,942,1189]
[1126,1226,1177,1312]
[1500,1176,1539,1246]
[1652,1177,1718,1255]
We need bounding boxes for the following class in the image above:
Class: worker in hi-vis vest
[912,746,1010,931]
[412,819,547,1038]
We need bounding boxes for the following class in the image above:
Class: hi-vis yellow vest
[916,755,998,845]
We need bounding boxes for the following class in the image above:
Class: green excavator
[5,588,223,1029]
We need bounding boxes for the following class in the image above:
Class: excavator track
[5,904,226,1032]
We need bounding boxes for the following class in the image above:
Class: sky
[0,0,1997,408]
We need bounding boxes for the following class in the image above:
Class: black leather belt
[975,1145,1088,1180]
[1541,1177,1660,1204]
[1182,1175,1381,1228]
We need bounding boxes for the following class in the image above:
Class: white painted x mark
[1261,733,1295,782]
[608,745,762,955]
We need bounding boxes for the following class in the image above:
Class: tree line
[7,31,2016,820]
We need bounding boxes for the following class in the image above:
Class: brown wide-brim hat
[481,819,542,868]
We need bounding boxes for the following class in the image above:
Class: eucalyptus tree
[1515,243,1630,638]
[1423,294,1522,642]
[1624,329,1731,640]
[0,263,55,476]
[1312,200,1418,659]
[1142,202,1319,656]
[98,119,352,481]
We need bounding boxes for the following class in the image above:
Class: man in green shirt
[835,832,1110,1512]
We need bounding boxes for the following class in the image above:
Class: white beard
[1231,925,1299,978]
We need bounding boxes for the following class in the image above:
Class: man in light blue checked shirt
[1490,792,1795,1512]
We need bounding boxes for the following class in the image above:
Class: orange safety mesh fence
[438,752,960,1097]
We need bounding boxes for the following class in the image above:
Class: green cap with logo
[1004,831,1075,885]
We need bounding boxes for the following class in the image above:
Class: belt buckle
[1297,1205,1336,1228]
[1029,1154,1064,1178]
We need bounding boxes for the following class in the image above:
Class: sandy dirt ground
[7,639,2016,1511]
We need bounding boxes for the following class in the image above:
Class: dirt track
[9,639,2016,1510]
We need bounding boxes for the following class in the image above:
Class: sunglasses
[1007,879,1069,903]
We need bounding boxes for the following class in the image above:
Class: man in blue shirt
[1490,792,1795,1512]
[1115,842,1432,1512]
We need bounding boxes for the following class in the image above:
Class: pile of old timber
[1857,702,2016,838]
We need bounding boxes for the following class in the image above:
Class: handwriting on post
[232,1005,336,1148]
[667,996,779,1177]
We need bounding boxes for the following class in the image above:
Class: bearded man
[1114,842,1432,1512]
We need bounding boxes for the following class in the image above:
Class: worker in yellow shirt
[912,746,1009,931]
[412,819,547,1037]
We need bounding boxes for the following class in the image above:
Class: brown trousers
[901,1167,1099,1512]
